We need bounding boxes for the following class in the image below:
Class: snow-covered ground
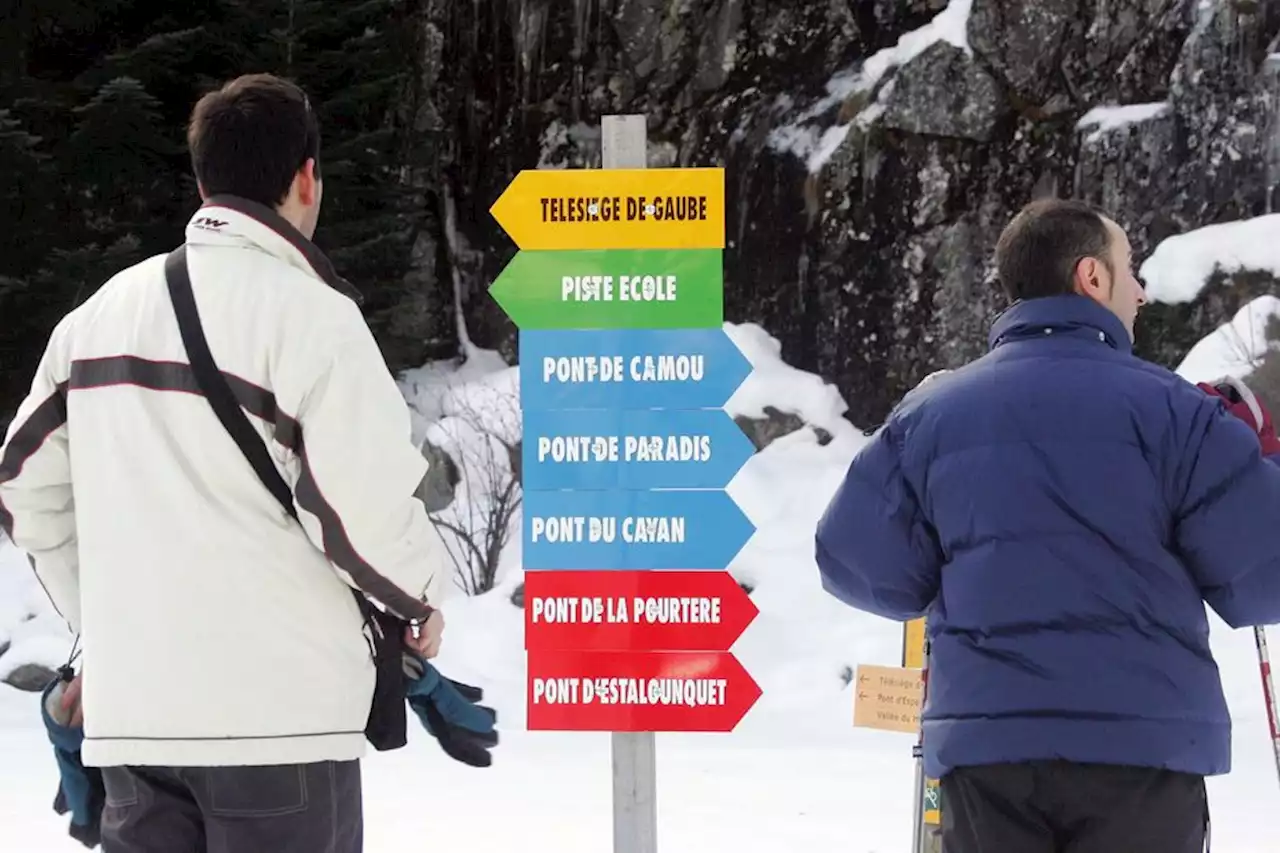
[6,224,1280,849]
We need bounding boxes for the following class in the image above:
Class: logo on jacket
[193,216,228,231]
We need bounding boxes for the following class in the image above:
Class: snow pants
[98,760,362,853]
[940,760,1208,853]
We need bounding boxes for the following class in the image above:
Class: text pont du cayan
[539,195,709,224]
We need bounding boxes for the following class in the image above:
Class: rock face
[388,0,1280,427]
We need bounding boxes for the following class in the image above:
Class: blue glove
[41,668,105,848]
[402,654,498,767]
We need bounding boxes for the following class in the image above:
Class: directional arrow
[489,249,723,329]
[523,570,759,652]
[526,649,762,732]
[521,408,756,491]
[489,167,725,250]
[519,328,753,411]
[523,489,755,570]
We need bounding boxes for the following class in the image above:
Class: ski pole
[1254,625,1280,784]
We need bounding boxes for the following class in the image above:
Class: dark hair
[187,73,321,208]
[994,198,1114,302]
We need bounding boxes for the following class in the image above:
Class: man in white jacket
[0,72,451,852]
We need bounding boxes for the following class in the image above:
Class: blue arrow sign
[523,489,755,570]
[522,408,757,491]
[519,328,753,411]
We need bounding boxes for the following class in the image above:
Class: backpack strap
[164,247,299,520]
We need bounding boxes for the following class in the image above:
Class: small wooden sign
[852,663,924,734]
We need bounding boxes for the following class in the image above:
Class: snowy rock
[733,406,806,451]
[968,0,1077,105]
[416,438,460,513]
[880,42,1003,141]
[384,0,1280,428]
[2,663,54,693]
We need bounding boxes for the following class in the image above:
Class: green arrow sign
[489,248,723,329]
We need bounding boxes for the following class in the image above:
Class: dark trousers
[940,761,1208,853]
[99,761,362,853]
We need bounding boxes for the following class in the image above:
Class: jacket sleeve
[1175,394,1280,628]
[0,320,81,633]
[288,311,453,623]
[814,421,941,620]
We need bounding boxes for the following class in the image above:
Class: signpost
[852,617,943,853]
[907,618,944,852]
[524,570,759,652]
[518,327,753,411]
[527,649,761,731]
[488,167,725,250]
[490,114,759,853]
[521,408,757,490]
[488,249,724,329]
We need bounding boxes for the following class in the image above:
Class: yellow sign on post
[487,167,726,250]
[924,777,941,825]
[904,618,926,669]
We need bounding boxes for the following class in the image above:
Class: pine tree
[0,109,53,278]
[68,76,186,251]
[283,0,445,368]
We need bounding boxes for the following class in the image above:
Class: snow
[767,0,972,174]
[1140,214,1280,303]
[5,318,1280,850]
[721,322,849,434]
[1076,101,1171,143]
[0,541,73,683]
[1174,295,1280,384]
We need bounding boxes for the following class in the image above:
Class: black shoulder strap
[164,246,298,521]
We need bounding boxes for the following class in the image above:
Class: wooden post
[601,112,659,853]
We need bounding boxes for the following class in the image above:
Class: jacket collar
[183,194,364,305]
[988,294,1132,355]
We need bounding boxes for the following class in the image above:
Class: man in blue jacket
[815,197,1280,852]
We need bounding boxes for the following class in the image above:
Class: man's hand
[60,673,83,728]
[404,609,444,659]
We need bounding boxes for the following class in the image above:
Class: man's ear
[196,179,208,201]
[296,158,319,207]
[1073,257,1104,298]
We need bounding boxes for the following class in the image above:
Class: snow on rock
[398,345,512,434]
[764,66,864,173]
[398,350,521,598]
[1174,295,1280,384]
[724,322,849,432]
[1140,214,1280,304]
[1076,101,1171,144]
[0,539,71,688]
[766,0,974,173]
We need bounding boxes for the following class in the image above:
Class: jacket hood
[988,294,1132,355]
[185,194,364,305]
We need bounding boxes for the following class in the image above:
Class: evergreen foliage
[0,0,438,425]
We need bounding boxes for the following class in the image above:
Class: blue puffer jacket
[816,294,1280,780]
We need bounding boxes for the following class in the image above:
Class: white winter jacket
[0,196,451,767]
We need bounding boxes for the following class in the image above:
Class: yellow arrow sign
[489,167,725,250]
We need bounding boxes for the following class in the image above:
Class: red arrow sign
[523,570,758,651]
[526,649,762,732]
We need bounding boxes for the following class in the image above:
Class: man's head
[187,73,323,238]
[994,198,1146,339]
